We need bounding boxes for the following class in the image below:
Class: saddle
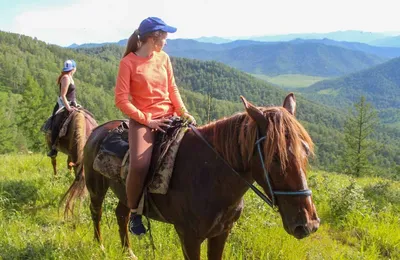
[41,107,95,138]
[93,117,189,194]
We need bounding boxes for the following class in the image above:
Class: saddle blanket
[93,118,188,194]
[41,108,95,138]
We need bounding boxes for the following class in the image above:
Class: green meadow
[0,154,399,260]
[251,74,327,89]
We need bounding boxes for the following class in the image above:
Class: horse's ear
[283,93,296,116]
[240,96,267,128]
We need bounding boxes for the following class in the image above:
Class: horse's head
[241,93,320,239]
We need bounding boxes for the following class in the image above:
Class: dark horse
[66,93,320,259]
[44,109,98,214]
[45,109,98,176]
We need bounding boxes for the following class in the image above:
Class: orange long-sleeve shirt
[114,51,187,125]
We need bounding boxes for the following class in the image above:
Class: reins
[189,124,312,208]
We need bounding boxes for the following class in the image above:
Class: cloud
[11,0,158,45]
[9,0,400,46]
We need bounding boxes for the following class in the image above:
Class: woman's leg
[126,119,155,210]
[126,119,155,235]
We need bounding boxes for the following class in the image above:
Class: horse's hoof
[128,249,138,260]
[100,244,105,252]
[68,162,76,167]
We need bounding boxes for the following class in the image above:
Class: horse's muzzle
[293,217,320,239]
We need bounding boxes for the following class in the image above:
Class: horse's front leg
[176,229,203,260]
[207,230,230,260]
[67,156,75,176]
[115,201,136,258]
[51,156,57,176]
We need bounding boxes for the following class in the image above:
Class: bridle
[190,125,312,208]
[254,132,312,208]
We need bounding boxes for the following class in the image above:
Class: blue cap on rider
[63,59,76,72]
[138,17,177,37]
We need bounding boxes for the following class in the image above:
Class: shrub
[328,179,370,225]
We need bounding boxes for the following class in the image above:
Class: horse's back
[84,119,126,157]
[84,119,129,202]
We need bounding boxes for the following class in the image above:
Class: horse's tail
[60,163,86,218]
[60,111,88,218]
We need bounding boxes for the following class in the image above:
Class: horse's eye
[273,155,281,164]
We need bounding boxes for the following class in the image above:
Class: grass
[250,74,327,89]
[0,154,399,259]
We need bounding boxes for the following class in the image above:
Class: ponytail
[57,71,70,85]
[123,29,141,57]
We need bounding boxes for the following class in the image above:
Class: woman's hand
[183,112,196,125]
[147,118,173,133]
[67,106,78,113]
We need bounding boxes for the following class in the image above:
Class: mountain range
[163,40,388,77]
[69,30,400,47]
[70,38,400,77]
[193,30,400,46]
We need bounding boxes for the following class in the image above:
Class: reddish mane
[199,106,314,172]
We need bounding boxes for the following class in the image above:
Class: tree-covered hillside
[301,57,400,109]
[1,30,399,174]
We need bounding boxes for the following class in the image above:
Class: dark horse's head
[240,93,319,239]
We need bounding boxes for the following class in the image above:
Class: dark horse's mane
[199,106,314,173]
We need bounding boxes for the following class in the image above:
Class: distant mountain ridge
[71,38,388,77]
[68,30,400,47]
[192,30,400,46]
[193,36,232,44]
[371,35,400,47]
[289,38,400,58]
[163,40,388,77]
[244,30,396,45]
[300,57,400,109]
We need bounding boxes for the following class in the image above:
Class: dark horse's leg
[86,173,109,246]
[67,156,74,175]
[51,157,57,176]
[46,133,57,176]
[115,201,131,248]
[115,201,138,259]
[207,231,230,260]
[176,229,203,260]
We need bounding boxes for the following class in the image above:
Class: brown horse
[67,93,320,259]
[44,109,98,214]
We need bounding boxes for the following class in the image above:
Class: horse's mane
[200,106,314,173]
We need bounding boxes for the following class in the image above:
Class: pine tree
[0,92,18,153]
[17,75,49,152]
[340,96,379,176]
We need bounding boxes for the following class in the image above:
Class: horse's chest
[197,199,244,238]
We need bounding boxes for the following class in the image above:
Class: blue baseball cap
[63,59,76,72]
[138,17,177,37]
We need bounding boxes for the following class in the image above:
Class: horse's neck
[199,115,249,172]
[194,125,252,199]
[148,124,252,224]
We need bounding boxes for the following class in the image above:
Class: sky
[0,0,399,47]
